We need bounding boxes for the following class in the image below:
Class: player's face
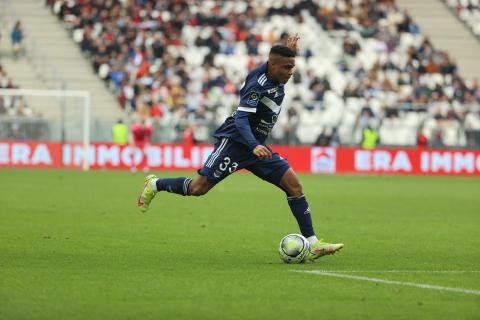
[269,56,295,84]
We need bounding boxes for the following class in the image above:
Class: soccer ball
[278,234,310,264]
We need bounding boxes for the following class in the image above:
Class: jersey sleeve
[237,78,265,113]
[234,110,261,150]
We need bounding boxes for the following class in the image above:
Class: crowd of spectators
[0,64,32,117]
[44,0,480,147]
[0,64,48,140]
[1,19,29,118]
[446,0,480,36]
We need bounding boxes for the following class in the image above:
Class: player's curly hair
[269,45,295,57]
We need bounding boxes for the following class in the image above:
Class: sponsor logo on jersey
[267,87,278,94]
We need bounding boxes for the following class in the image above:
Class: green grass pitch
[1,168,479,320]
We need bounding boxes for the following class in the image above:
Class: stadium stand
[1,0,124,142]
[0,63,49,140]
[445,0,480,36]
[0,64,28,116]
[6,0,480,147]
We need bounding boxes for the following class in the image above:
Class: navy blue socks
[155,178,192,196]
[287,194,315,237]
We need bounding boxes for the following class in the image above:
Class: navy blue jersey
[213,62,285,147]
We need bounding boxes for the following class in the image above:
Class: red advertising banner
[1,141,479,175]
[334,148,480,175]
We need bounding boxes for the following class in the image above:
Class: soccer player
[130,119,153,172]
[137,34,343,260]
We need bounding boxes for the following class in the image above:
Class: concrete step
[29,39,80,47]
[1,0,127,125]
[397,0,480,80]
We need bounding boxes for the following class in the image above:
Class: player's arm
[234,111,272,159]
[235,80,272,159]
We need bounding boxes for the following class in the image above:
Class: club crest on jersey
[247,91,260,107]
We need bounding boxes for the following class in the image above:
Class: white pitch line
[293,270,480,296]
[310,270,480,274]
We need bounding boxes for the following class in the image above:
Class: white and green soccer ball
[278,234,310,264]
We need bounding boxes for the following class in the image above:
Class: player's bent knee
[189,186,208,196]
[288,183,303,197]
[279,168,304,196]
[188,185,203,196]
[188,179,211,196]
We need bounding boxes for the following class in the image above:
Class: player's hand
[253,145,272,159]
[286,33,300,54]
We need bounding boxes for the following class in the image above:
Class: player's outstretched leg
[137,175,214,212]
[137,174,193,212]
